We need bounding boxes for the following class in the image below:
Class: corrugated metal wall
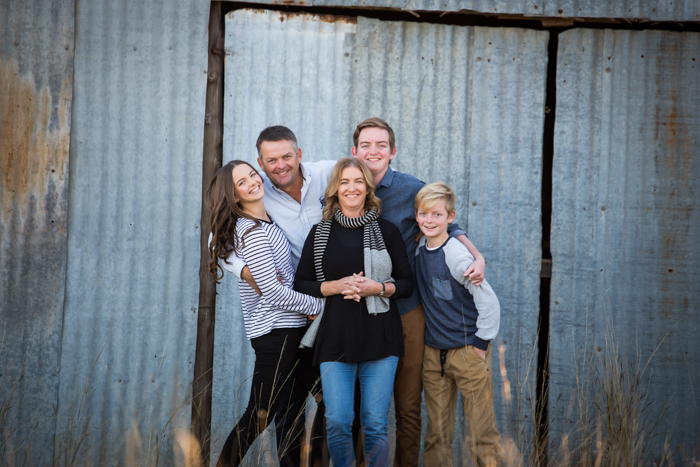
[231,0,700,22]
[214,11,358,464]
[549,28,700,457]
[55,0,209,464]
[543,0,699,21]
[4,0,697,464]
[0,0,75,463]
[214,8,547,464]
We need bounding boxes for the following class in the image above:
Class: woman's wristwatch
[378,282,386,297]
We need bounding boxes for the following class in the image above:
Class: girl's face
[337,166,367,214]
[231,164,264,205]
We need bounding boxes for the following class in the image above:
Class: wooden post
[192,2,224,464]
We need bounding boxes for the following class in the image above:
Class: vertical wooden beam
[192,2,224,464]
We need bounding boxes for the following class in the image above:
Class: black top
[294,218,414,365]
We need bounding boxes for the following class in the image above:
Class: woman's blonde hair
[414,182,456,214]
[322,158,381,220]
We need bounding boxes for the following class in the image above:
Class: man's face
[257,139,302,190]
[351,127,396,179]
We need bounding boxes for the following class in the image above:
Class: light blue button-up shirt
[226,160,336,276]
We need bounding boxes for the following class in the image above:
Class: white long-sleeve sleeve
[208,232,246,278]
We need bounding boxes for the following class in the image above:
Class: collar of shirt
[261,161,334,269]
[376,165,395,189]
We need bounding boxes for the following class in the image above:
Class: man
[226,125,335,467]
[351,117,485,467]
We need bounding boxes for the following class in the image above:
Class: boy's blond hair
[414,182,456,214]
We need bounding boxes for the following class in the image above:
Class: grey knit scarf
[300,209,393,348]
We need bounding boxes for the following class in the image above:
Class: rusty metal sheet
[54,0,209,465]
[549,28,700,459]
[0,0,75,463]
[216,8,547,464]
[227,0,699,22]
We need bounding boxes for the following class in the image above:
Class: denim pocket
[432,277,453,301]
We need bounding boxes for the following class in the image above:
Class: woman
[207,160,324,467]
[294,157,413,467]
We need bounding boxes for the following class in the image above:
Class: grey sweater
[414,237,500,350]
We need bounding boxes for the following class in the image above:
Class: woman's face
[231,164,264,205]
[337,166,367,215]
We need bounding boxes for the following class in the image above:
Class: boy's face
[351,127,396,178]
[416,199,456,240]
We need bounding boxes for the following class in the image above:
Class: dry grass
[497,329,548,467]
[2,320,698,466]
[497,318,698,467]
[208,338,323,467]
[1,339,205,467]
[0,359,53,467]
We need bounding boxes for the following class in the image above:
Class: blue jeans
[320,356,399,467]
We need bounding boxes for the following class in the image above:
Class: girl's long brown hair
[206,160,262,283]
[322,158,381,221]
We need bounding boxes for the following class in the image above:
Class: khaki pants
[392,305,425,467]
[422,344,502,467]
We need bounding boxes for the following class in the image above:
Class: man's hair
[255,125,298,157]
[352,117,395,150]
[414,182,456,214]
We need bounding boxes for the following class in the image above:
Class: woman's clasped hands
[341,272,383,302]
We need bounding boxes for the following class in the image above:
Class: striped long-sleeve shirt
[222,218,324,340]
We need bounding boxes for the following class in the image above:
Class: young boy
[413,182,503,467]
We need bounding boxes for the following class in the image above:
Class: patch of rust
[0,58,72,227]
[651,38,695,315]
[245,7,356,24]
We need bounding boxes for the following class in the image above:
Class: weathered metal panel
[550,28,700,459]
[0,0,75,463]
[541,0,700,21]
[56,0,209,464]
[215,8,547,464]
[228,0,699,22]
[466,26,547,457]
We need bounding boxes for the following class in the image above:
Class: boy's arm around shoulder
[442,238,500,342]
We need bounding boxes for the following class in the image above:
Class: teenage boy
[413,182,502,467]
[350,118,486,467]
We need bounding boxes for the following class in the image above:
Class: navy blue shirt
[414,240,489,351]
[375,167,466,315]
